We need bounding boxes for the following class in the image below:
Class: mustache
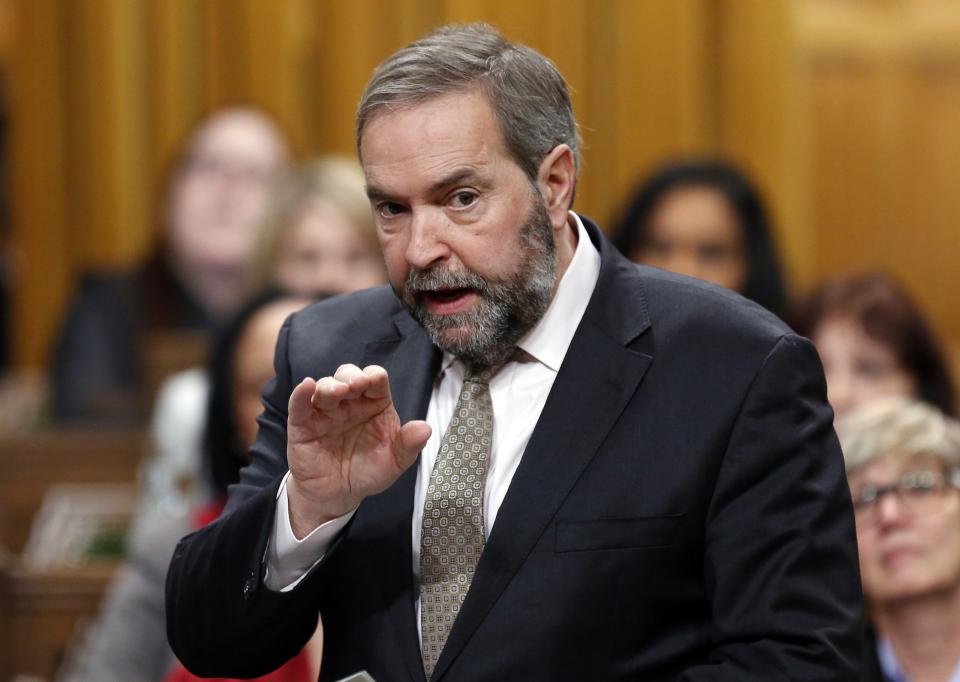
[404,266,489,295]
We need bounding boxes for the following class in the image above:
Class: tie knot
[464,366,495,385]
[464,348,532,385]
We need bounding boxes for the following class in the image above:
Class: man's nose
[405,211,450,269]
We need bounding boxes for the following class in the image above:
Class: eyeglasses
[852,468,960,527]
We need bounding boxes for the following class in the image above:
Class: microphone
[334,672,377,682]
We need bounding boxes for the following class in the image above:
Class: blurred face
[167,110,288,276]
[813,314,917,419]
[850,454,960,604]
[274,197,385,295]
[633,186,747,292]
[232,299,309,450]
[361,89,564,369]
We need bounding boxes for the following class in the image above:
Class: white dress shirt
[265,213,601,618]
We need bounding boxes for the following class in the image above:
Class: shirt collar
[877,636,960,682]
[516,212,600,371]
[438,211,601,375]
[877,638,909,682]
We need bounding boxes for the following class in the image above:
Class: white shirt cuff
[264,471,356,592]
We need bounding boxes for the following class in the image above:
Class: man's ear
[536,144,576,231]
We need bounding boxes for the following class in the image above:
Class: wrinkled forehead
[359,88,508,164]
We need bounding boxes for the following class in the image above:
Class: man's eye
[377,202,405,218]
[449,191,478,209]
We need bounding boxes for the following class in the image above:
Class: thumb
[288,377,318,426]
[396,420,432,469]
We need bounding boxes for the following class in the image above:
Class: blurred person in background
[793,272,956,420]
[610,158,789,317]
[837,398,960,682]
[51,106,290,423]
[58,292,318,682]
[250,156,385,296]
[143,157,386,513]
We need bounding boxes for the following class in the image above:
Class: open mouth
[422,287,477,314]
[429,288,469,301]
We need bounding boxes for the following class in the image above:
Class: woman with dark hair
[58,291,316,682]
[202,289,307,503]
[793,272,956,419]
[611,159,789,317]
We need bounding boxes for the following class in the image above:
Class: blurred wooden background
[1,0,959,371]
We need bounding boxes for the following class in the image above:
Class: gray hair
[356,23,580,188]
[836,397,960,472]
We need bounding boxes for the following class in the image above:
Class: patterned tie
[419,366,494,678]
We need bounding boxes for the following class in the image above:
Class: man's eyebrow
[365,184,391,203]
[428,168,484,194]
[365,167,487,204]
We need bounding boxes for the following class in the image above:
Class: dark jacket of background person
[51,254,210,423]
[611,159,789,318]
[166,220,863,681]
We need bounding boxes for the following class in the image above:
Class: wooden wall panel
[896,52,960,341]
[312,1,413,158]
[807,62,896,273]
[8,0,71,370]
[597,0,719,226]
[146,0,204,180]
[717,0,809,292]
[796,0,960,347]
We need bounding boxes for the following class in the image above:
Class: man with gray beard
[167,24,863,682]
[400,191,555,370]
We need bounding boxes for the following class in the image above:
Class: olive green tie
[419,367,493,678]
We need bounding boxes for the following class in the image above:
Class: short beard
[397,193,557,371]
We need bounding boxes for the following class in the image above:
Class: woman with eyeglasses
[837,397,960,682]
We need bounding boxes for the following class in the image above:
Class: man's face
[360,89,557,369]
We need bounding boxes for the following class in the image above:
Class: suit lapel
[432,221,653,680]
[360,310,439,682]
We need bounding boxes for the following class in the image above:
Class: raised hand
[285,364,431,538]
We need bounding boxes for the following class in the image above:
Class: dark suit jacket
[166,218,864,681]
[861,630,890,682]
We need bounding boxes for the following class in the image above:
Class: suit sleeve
[681,333,864,681]
[165,317,321,678]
